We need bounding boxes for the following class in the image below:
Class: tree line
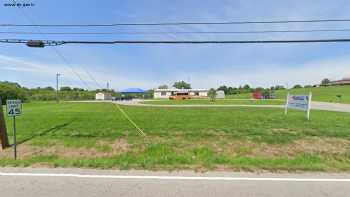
[0,81,113,105]
[0,81,156,104]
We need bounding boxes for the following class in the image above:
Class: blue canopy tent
[118,88,146,100]
[120,88,145,94]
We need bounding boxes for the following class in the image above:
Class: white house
[154,89,208,99]
[95,92,112,100]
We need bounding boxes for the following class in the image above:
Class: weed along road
[0,168,350,197]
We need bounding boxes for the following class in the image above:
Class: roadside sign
[6,99,22,160]
[285,92,312,120]
[6,100,22,117]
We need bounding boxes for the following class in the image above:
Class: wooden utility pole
[56,73,61,103]
[0,97,10,149]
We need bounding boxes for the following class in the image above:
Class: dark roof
[329,79,350,85]
[120,88,145,93]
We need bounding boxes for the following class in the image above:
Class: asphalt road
[1,168,350,197]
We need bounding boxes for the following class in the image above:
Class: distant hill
[228,85,350,103]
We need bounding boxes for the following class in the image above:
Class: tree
[217,85,228,94]
[208,88,216,102]
[293,84,302,89]
[274,85,285,90]
[73,87,85,91]
[158,85,168,89]
[0,81,27,105]
[321,78,331,85]
[243,84,251,90]
[60,86,72,91]
[43,86,55,91]
[173,81,191,89]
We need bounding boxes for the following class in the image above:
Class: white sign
[287,95,310,111]
[6,100,22,117]
[285,92,312,120]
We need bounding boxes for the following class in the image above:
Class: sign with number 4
[6,100,22,117]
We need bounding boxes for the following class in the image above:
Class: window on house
[161,91,166,96]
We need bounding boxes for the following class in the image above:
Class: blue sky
[1,0,350,90]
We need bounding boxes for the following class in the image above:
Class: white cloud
[0,54,159,90]
[189,56,350,88]
[1,54,349,90]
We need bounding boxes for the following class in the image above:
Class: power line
[3,38,350,46]
[82,67,104,89]
[2,28,350,35]
[2,19,350,27]
[51,47,92,89]
[9,0,100,90]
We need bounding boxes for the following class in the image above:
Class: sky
[1,0,350,90]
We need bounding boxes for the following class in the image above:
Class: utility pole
[107,81,109,90]
[0,97,9,149]
[56,73,61,103]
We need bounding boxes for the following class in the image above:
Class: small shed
[95,92,112,100]
[216,90,225,99]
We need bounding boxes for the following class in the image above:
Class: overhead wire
[3,38,350,45]
[1,18,350,27]
[2,28,350,35]
[9,0,101,90]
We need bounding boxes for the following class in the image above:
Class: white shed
[216,90,225,99]
[95,92,112,100]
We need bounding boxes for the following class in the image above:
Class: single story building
[154,88,208,99]
[95,92,112,100]
[328,78,350,86]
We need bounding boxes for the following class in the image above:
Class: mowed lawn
[1,102,350,171]
[143,99,285,105]
[228,85,350,104]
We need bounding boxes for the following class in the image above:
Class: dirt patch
[252,137,350,158]
[272,128,292,132]
[180,136,350,158]
[110,139,130,152]
[0,139,131,159]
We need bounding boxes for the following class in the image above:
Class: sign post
[306,92,312,120]
[6,100,22,159]
[284,92,290,115]
[285,92,312,120]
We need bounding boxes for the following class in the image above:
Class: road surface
[1,167,350,197]
[311,101,350,113]
[114,99,350,113]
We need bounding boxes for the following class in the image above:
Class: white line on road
[1,172,350,182]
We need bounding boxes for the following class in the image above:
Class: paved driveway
[311,101,350,113]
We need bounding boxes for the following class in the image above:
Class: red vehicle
[252,91,263,99]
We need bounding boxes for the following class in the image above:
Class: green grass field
[143,99,285,105]
[1,102,350,171]
[228,85,350,103]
